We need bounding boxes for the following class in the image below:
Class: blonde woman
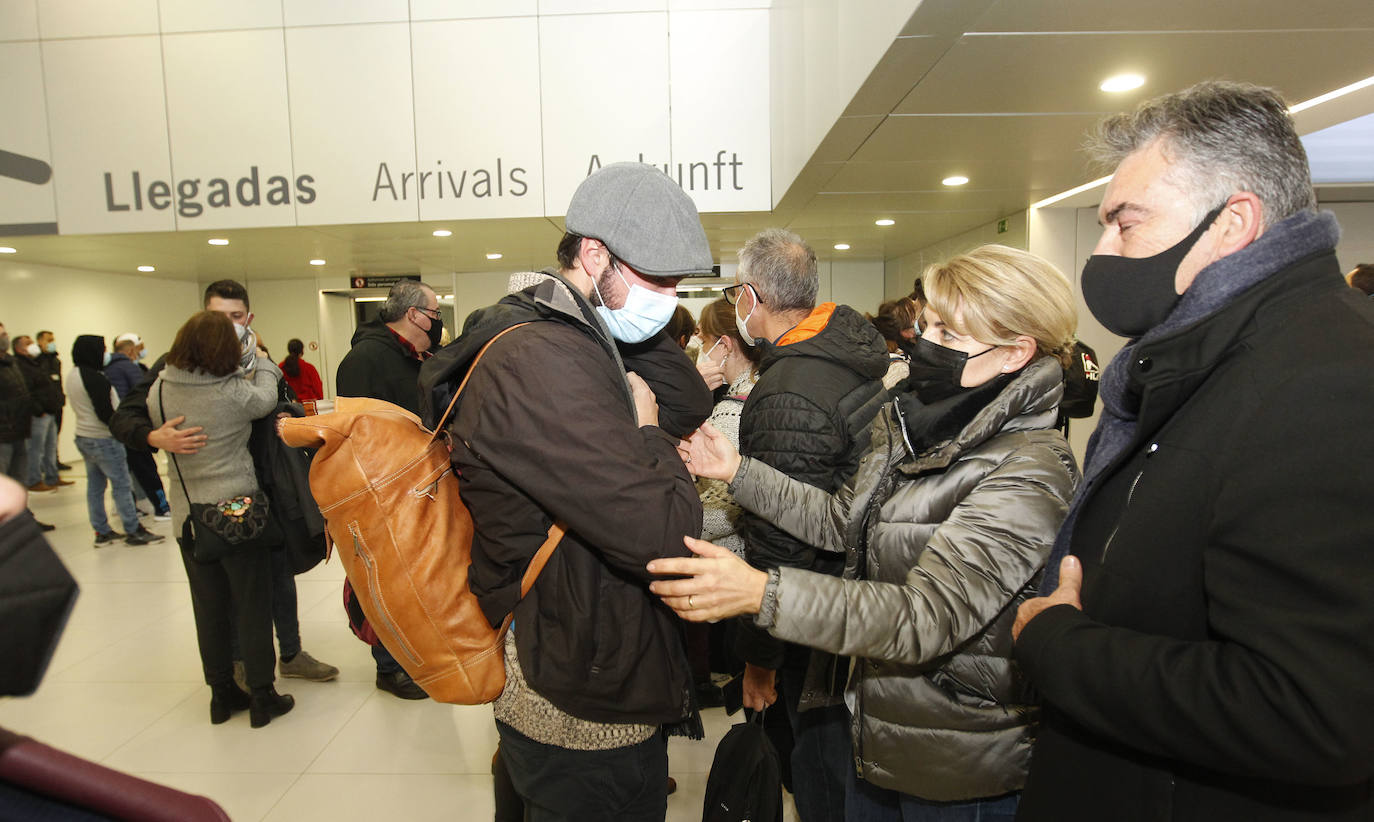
[652,245,1080,821]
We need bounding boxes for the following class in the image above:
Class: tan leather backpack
[279,325,559,704]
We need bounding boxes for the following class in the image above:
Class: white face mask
[702,337,725,365]
[735,285,758,347]
[232,322,257,371]
[24,343,41,358]
[592,263,679,344]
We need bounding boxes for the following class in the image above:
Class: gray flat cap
[564,162,714,279]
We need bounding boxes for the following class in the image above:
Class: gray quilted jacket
[730,356,1078,801]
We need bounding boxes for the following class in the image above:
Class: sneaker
[153,508,172,522]
[125,527,166,546]
[280,650,340,682]
[57,461,73,471]
[27,482,57,493]
[376,669,428,700]
[37,521,56,532]
[94,531,123,547]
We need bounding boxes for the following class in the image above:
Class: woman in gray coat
[150,311,294,729]
[651,245,1079,821]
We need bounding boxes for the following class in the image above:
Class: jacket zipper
[1101,443,1156,564]
[348,522,422,668]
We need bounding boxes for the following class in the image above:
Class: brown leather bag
[279,325,559,704]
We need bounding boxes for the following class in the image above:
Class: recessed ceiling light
[432,229,452,237]
[875,219,895,226]
[833,243,850,251]
[486,253,503,260]
[137,265,155,272]
[0,246,16,254]
[1100,73,1145,93]
[309,259,326,266]
[942,175,969,187]
[207,238,229,246]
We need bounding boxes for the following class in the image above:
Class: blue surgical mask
[592,263,678,344]
[44,342,56,354]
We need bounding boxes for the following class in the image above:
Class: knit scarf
[1042,209,1340,591]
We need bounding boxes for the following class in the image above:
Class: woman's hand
[696,357,726,391]
[679,422,741,482]
[626,371,659,428]
[647,536,769,623]
[742,663,778,711]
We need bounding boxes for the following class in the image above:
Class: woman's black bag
[160,382,283,563]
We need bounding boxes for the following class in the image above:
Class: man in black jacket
[12,334,70,494]
[419,162,713,821]
[334,279,441,701]
[728,228,889,822]
[0,324,35,484]
[1012,81,1374,821]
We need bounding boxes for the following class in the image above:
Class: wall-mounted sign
[351,274,421,289]
[0,9,770,237]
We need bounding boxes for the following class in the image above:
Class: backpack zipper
[349,522,422,668]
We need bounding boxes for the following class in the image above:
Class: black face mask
[424,313,444,351]
[907,336,998,404]
[1081,204,1225,338]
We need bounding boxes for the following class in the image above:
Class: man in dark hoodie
[333,278,441,701]
[417,161,713,820]
[726,227,889,822]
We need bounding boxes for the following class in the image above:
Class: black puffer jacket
[335,321,423,414]
[418,273,711,728]
[16,355,63,415]
[736,303,890,671]
[0,353,34,444]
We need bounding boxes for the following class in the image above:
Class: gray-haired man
[1012,81,1374,821]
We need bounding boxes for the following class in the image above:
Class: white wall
[0,260,200,459]
[884,211,1030,298]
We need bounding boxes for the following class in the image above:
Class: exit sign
[996,219,1008,234]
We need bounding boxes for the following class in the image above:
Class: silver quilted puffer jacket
[730,356,1079,801]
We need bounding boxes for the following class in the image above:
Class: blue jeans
[25,414,58,486]
[75,436,140,535]
[496,721,667,822]
[780,665,852,822]
[270,546,300,659]
[845,766,1020,822]
[0,440,27,483]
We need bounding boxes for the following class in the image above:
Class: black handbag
[0,508,79,696]
[160,383,283,563]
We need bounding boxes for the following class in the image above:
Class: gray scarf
[1042,209,1340,591]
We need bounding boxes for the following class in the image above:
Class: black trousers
[496,722,667,822]
[125,448,167,511]
[177,519,276,690]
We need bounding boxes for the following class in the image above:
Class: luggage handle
[428,322,531,445]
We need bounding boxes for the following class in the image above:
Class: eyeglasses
[413,306,441,320]
[722,283,761,306]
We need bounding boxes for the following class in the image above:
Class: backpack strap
[428,321,563,598]
[427,322,532,444]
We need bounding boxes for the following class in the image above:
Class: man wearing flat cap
[419,162,714,820]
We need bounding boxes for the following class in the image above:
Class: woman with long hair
[653,245,1080,820]
[278,338,323,402]
[151,311,294,728]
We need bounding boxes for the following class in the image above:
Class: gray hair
[378,280,434,322]
[737,229,818,313]
[1086,80,1316,228]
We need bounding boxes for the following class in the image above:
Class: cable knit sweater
[149,361,281,529]
[697,371,757,556]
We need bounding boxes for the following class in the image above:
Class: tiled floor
[5,462,798,821]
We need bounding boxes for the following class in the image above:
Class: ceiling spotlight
[309,259,326,266]
[486,253,503,260]
[875,219,895,226]
[207,238,229,246]
[942,175,969,187]
[833,243,851,251]
[432,229,452,237]
[137,265,155,272]
[1100,73,1145,93]
[0,246,16,254]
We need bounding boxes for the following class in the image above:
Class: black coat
[735,303,890,670]
[0,353,34,444]
[335,321,424,414]
[418,273,710,727]
[15,355,62,416]
[1014,250,1374,821]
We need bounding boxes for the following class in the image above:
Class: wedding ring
[688,595,696,609]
